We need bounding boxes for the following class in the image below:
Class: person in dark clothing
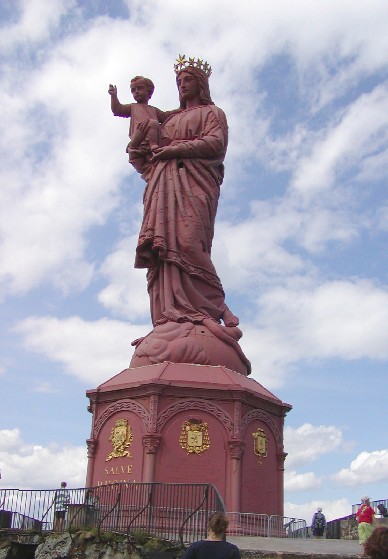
[311,507,326,538]
[377,504,388,518]
[181,512,240,559]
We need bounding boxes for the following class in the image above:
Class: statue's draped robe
[135,105,230,326]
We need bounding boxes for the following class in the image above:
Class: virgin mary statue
[128,56,250,375]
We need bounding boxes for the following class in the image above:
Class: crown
[174,54,212,77]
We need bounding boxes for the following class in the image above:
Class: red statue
[109,56,250,375]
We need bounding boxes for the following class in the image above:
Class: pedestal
[85,362,291,514]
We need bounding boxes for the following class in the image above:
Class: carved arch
[156,400,234,436]
[241,409,283,451]
[93,400,150,438]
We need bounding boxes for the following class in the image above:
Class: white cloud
[244,279,388,385]
[233,276,388,388]
[285,471,322,492]
[333,450,388,486]
[0,0,75,50]
[213,198,358,293]
[15,316,150,384]
[291,84,388,195]
[0,428,86,489]
[98,237,150,320]
[284,424,343,469]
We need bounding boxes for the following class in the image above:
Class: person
[180,512,240,559]
[356,496,378,556]
[364,526,388,559]
[132,57,240,331]
[85,488,96,507]
[377,503,388,518]
[53,481,70,531]
[311,507,326,538]
[108,76,178,170]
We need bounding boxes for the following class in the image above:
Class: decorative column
[142,434,162,482]
[85,438,97,487]
[228,440,245,513]
[277,450,287,516]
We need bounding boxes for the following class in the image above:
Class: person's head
[362,496,370,504]
[176,66,213,109]
[207,512,229,538]
[60,481,67,488]
[364,527,388,559]
[317,507,322,512]
[130,76,155,103]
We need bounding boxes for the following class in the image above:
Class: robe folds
[135,104,229,326]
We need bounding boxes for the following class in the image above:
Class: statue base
[130,321,251,376]
[85,362,291,514]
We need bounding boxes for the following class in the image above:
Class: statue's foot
[222,308,240,327]
[220,325,243,341]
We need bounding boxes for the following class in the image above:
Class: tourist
[53,481,70,531]
[356,496,378,556]
[180,512,240,559]
[311,506,326,538]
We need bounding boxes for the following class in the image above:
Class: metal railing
[227,513,306,538]
[352,498,388,516]
[0,483,224,544]
[0,484,307,541]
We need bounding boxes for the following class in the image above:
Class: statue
[108,76,178,172]
[109,56,250,375]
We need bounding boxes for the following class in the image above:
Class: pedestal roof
[88,362,291,410]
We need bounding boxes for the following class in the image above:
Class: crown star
[174,54,212,77]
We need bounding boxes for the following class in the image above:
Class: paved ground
[227,536,361,556]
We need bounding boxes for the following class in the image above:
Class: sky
[0,0,387,525]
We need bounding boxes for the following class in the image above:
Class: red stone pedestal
[86,362,291,514]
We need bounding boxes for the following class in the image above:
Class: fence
[227,512,307,538]
[0,483,223,544]
[352,498,388,516]
[0,484,307,542]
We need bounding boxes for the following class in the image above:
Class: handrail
[126,485,153,538]
[178,486,209,549]
[68,499,87,541]
[97,484,122,542]
[40,500,55,534]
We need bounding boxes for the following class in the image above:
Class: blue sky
[0,0,387,523]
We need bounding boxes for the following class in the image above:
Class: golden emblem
[106,418,133,462]
[252,428,268,464]
[179,419,210,455]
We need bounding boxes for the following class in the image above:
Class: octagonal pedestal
[86,362,291,514]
